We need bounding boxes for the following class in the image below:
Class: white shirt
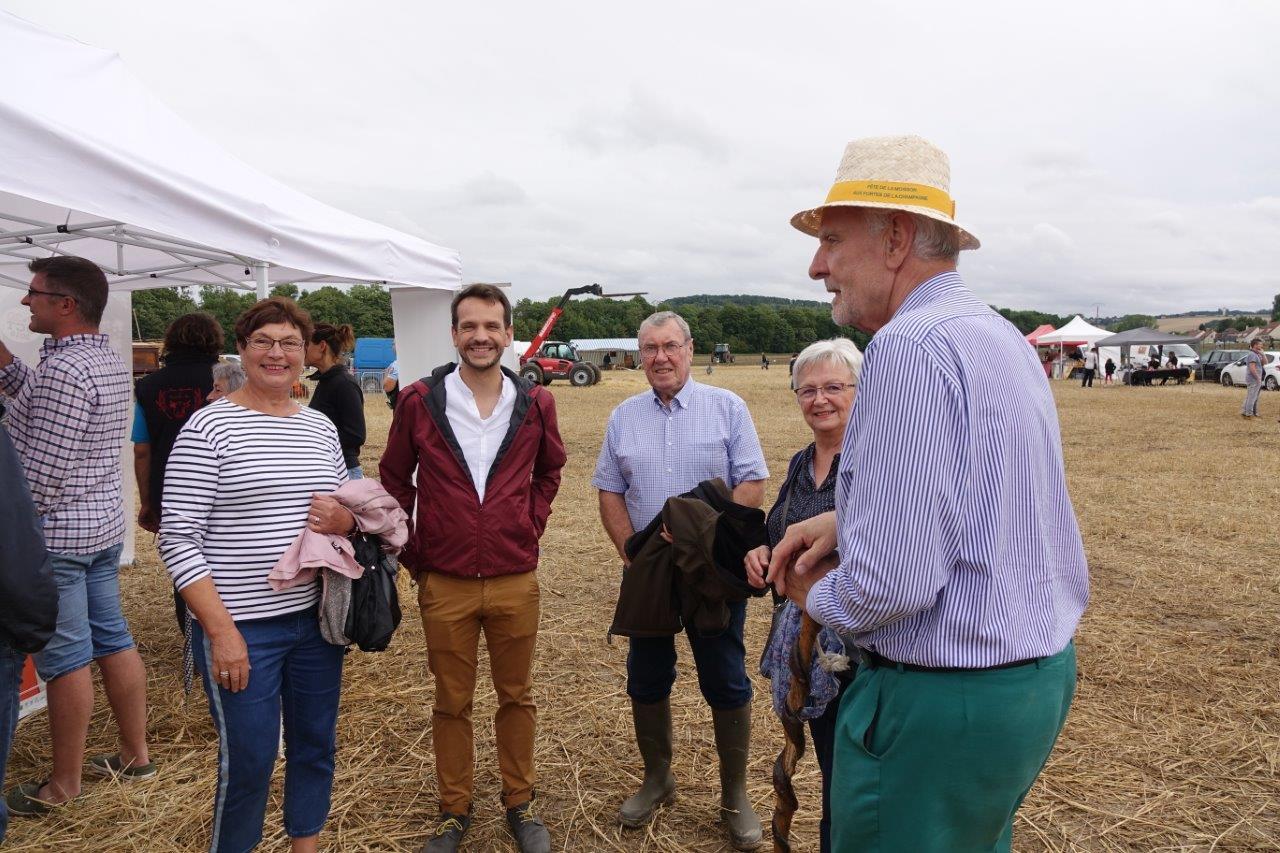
[444,367,516,503]
[1084,350,1097,369]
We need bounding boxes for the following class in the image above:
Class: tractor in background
[518,283,645,386]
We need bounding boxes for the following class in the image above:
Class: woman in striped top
[159,298,355,853]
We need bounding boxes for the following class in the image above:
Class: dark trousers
[627,600,752,709]
[193,608,344,853]
[0,643,21,845]
[807,673,853,853]
[1081,368,1095,387]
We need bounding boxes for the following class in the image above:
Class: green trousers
[831,643,1076,852]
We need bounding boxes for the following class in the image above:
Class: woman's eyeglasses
[246,335,304,353]
[794,382,854,402]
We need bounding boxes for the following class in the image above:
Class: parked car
[1128,343,1200,370]
[1197,349,1246,381]
[1220,351,1280,390]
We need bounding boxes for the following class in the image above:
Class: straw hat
[791,135,979,250]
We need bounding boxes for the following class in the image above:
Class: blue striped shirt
[807,272,1089,667]
[593,379,769,530]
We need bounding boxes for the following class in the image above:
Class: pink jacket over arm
[268,479,409,591]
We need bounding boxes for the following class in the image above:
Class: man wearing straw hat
[767,136,1089,851]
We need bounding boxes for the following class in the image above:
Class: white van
[1126,343,1199,369]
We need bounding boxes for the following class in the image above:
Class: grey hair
[212,360,246,392]
[791,338,863,390]
[864,210,961,261]
[639,310,692,342]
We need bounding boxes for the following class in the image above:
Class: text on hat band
[824,180,956,219]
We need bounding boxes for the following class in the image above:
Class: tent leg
[253,261,270,299]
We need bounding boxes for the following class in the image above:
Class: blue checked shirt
[0,334,130,555]
[593,379,769,531]
[806,273,1089,668]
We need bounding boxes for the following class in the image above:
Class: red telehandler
[518,283,645,386]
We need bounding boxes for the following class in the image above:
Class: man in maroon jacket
[380,284,565,853]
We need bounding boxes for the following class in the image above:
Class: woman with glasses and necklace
[745,337,861,853]
[159,297,354,853]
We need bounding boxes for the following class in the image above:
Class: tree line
[132,284,1280,355]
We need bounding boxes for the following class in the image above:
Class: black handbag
[345,533,402,652]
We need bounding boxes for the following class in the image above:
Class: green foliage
[269,283,300,300]
[1272,294,1279,322]
[196,287,256,352]
[994,308,1070,336]
[512,295,869,354]
[130,287,198,340]
[1208,315,1267,332]
[1108,314,1159,333]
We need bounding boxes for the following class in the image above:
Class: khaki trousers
[419,571,540,813]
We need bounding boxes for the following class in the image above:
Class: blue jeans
[34,543,132,682]
[346,466,364,480]
[0,643,22,845]
[627,600,753,709]
[193,608,344,853]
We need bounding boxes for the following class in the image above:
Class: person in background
[306,323,366,479]
[761,352,770,370]
[746,338,862,853]
[207,361,246,404]
[1241,338,1264,418]
[160,297,352,853]
[0,256,155,817]
[133,313,222,534]
[1104,356,1116,385]
[383,345,400,409]
[594,310,769,851]
[1166,350,1179,369]
[1081,345,1097,387]
[0,423,57,845]
[772,135,1087,851]
[380,284,565,853]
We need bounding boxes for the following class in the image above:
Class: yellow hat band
[824,180,956,219]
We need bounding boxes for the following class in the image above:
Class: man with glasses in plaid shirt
[0,257,154,817]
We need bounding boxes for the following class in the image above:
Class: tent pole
[253,261,270,299]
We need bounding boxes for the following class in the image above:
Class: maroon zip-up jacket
[378,363,566,580]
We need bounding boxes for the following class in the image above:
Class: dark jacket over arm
[0,425,56,653]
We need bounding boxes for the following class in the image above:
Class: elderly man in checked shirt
[765,136,1090,852]
[0,257,154,817]
[594,310,769,850]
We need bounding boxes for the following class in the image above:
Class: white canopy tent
[0,10,466,572]
[0,10,460,297]
[1035,316,1115,379]
[1036,316,1111,346]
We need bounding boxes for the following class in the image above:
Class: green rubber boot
[713,704,763,850]
[618,699,677,828]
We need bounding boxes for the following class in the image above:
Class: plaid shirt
[0,334,129,555]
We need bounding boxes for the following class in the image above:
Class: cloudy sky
[4,0,1278,316]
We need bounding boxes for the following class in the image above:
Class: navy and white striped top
[807,272,1089,667]
[158,399,347,622]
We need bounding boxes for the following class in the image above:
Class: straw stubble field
[5,367,1279,851]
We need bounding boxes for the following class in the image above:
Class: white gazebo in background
[1036,316,1113,378]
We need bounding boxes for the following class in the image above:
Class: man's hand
[307,494,356,535]
[780,551,840,608]
[768,511,838,594]
[0,339,13,369]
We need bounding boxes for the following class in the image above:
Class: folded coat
[268,478,409,591]
[610,478,767,638]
